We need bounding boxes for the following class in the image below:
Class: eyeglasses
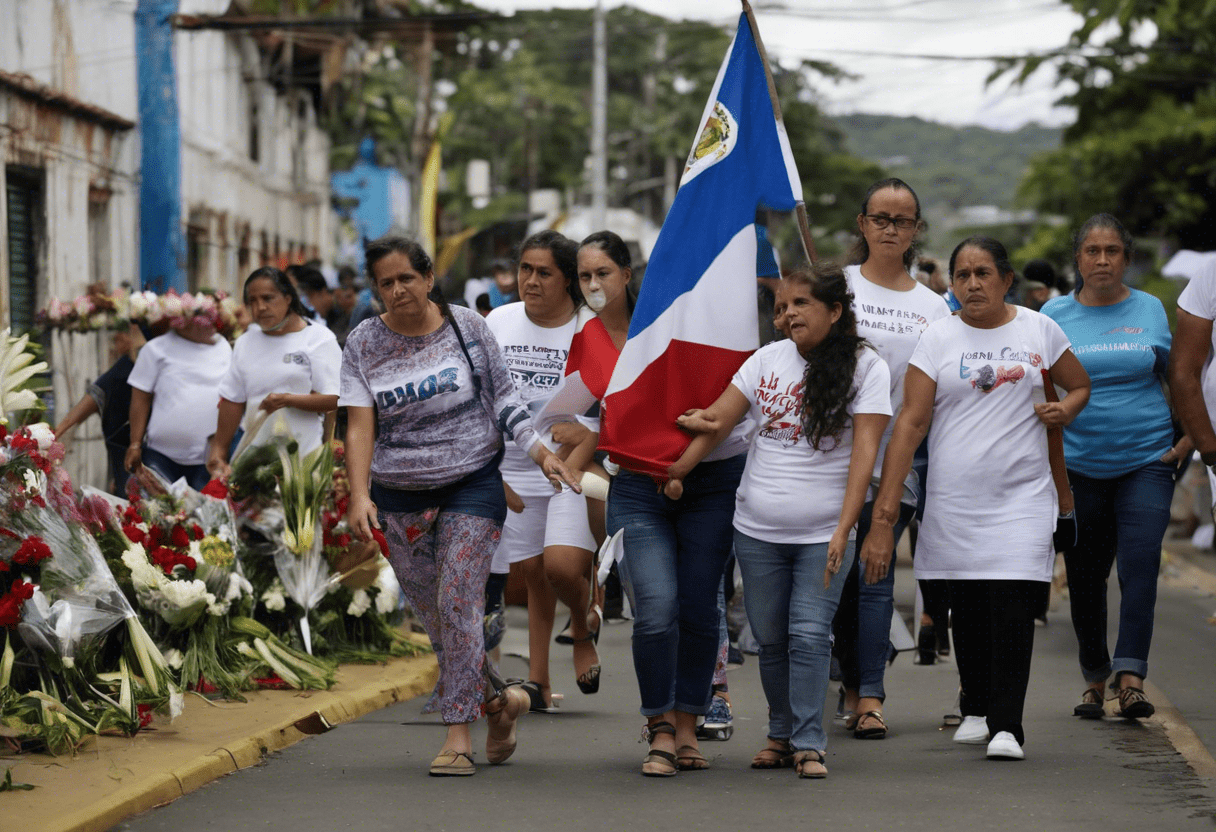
[866,214,918,231]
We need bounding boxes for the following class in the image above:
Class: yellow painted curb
[5,652,438,832]
[1146,679,1216,782]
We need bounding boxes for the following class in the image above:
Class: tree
[994,0,1216,251]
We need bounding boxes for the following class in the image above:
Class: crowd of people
[53,175,1216,782]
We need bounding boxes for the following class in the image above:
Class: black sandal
[520,680,560,713]
[1073,687,1104,719]
[574,606,602,694]
[853,710,888,739]
[641,721,677,777]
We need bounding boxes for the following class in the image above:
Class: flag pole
[741,0,818,265]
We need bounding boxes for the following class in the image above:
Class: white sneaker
[952,715,990,744]
[986,731,1025,760]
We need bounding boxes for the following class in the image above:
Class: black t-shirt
[87,355,134,450]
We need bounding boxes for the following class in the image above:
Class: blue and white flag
[599,12,804,475]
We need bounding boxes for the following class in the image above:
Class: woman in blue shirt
[1041,213,1189,721]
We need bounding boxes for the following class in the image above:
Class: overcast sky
[474,0,1083,130]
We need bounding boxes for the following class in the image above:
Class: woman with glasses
[833,179,951,740]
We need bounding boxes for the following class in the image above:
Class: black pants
[948,579,1049,746]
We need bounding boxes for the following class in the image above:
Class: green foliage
[325,6,878,240]
[0,768,34,791]
[835,114,1061,217]
[993,0,1216,249]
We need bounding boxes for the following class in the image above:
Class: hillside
[833,113,1061,226]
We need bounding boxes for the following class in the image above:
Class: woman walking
[835,178,950,738]
[484,231,599,709]
[207,267,342,479]
[862,236,1090,760]
[671,265,890,778]
[1041,214,1186,720]
[341,237,579,776]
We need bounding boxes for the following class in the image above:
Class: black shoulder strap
[447,311,482,394]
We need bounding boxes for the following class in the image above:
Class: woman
[126,309,232,491]
[862,236,1090,760]
[1041,214,1186,720]
[206,267,342,479]
[671,265,890,779]
[835,178,950,739]
[341,236,579,776]
[484,231,600,709]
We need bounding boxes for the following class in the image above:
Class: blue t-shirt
[1041,289,1172,478]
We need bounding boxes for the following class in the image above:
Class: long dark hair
[519,230,583,305]
[244,266,310,319]
[948,236,1015,281]
[364,235,452,318]
[579,230,637,313]
[787,263,866,451]
[1073,213,1132,298]
[847,177,924,270]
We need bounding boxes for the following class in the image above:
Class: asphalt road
[118,557,1216,832]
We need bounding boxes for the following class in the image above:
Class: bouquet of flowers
[0,423,175,753]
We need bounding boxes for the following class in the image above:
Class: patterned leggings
[382,508,502,725]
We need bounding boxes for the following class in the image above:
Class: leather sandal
[485,685,529,764]
[573,611,601,695]
[429,749,475,777]
[853,710,888,739]
[520,680,561,713]
[751,739,794,769]
[641,721,678,777]
[675,745,709,771]
[794,749,828,779]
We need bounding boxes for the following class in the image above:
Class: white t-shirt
[846,264,951,480]
[1176,261,1216,418]
[731,340,891,544]
[486,302,578,497]
[127,331,232,465]
[218,321,342,455]
[909,307,1071,581]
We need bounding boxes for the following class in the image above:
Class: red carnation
[147,526,164,548]
[12,536,52,567]
[191,523,204,540]
[123,524,146,545]
[371,528,389,557]
[201,479,228,500]
[0,579,35,628]
[170,525,190,548]
[0,560,9,573]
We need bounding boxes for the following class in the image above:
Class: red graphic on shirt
[755,372,805,447]
[970,363,1025,393]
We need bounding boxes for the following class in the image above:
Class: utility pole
[590,0,607,230]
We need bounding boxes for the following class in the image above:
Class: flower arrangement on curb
[38,286,243,339]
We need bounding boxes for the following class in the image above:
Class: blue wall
[136,0,184,292]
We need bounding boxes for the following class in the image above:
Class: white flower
[374,561,399,615]
[159,578,214,611]
[26,422,54,451]
[21,468,42,496]
[261,578,287,612]
[226,573,252,601]
[127,292,147,318]
[346,589,371,618]
[207,598,229,616]
[160,293,184,319]
[122,544,164,590]
[163,648,184,670]
[187,539,202,565]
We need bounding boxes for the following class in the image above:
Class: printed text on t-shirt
[376,367,460,409]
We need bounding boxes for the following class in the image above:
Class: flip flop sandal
[675,745,710,771]
[853,710,888,739]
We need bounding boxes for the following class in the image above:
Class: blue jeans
[735,531,855,752]
[834,500,915,701]
[608,454,745,716]
[141,446,210,491]
[1064,460,1175,682]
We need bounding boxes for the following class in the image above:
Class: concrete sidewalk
[4,651,437,832]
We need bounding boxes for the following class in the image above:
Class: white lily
[0,329,48,421]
